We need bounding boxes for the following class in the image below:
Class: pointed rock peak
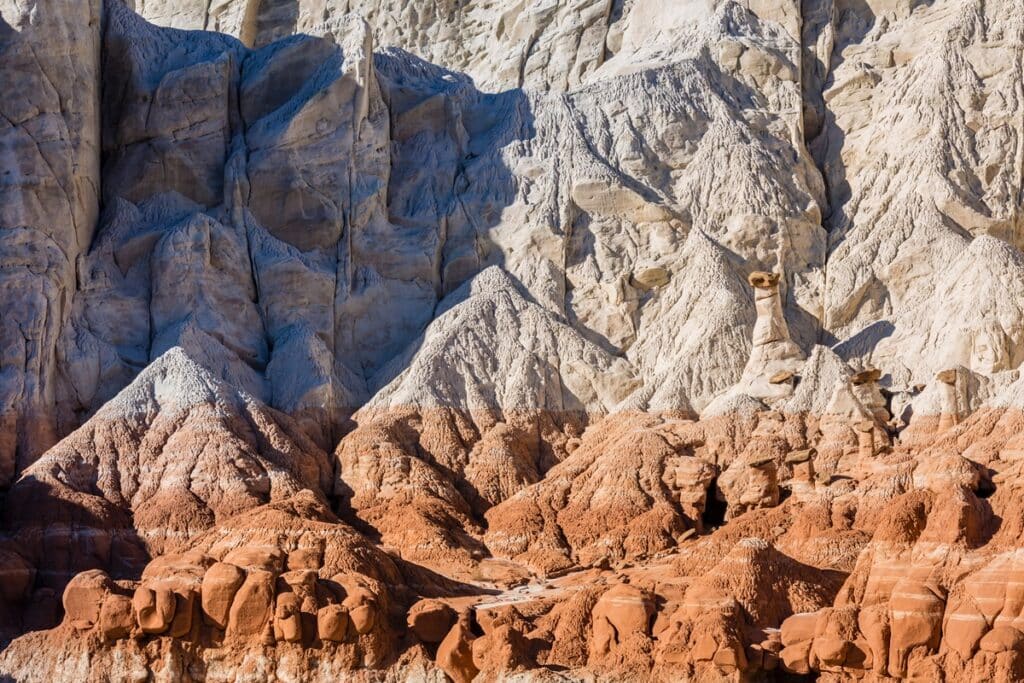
[465,264,521,294]
[152,320,270,404]
[779,346,854,415]
[95,346,253,420]
[727,537,773,563]
[435,266,526,317]
[368,266,638,413]
[700,392,767,419]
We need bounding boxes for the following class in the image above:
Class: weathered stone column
[852,368,889,423]
[854,420,875,459]
[739,271,805,399]
[786,448,816,497]
[728,455,780,518]
[661,454,716,533]
[0,0,102,485]
[936,369,960,432]
[750,272,790,348]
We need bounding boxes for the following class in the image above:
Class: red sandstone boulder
[226,569,275,640]
[436,612,479,683]
[317,604,350,642]
[62,570,117,631]
[407,599,457,643]
[201,562,246,629]
[98,594,134,641]
[132,585,176,634]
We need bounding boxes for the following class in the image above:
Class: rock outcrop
[1,0,1024,680]
[335,267,637,569]
[1,346,333,635]
[0,0,101,486]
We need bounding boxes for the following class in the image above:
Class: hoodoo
[937,369,961,432]
[738,271,806,399]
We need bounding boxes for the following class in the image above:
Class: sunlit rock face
[1,0,1023,680]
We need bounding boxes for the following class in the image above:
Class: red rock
[226,570,275,639]
[223,547,285,574]
[780,612,819,647]
[979,626,1024,653]
[133,585,176,634]
[812,635,851,667]
[98,594,134,641]
[62,570,115,630]
[273,592,302,643]
[888,579,944,676]
[317,604,350,642]
[590,583,654,656]
[436,613,479,683]
[201,562,246,629]
[780,641,812,674]
[167,589,197,638]
[407,599,457,643]
[342,586,378,635]
[0,551,35,603]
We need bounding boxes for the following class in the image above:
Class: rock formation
[737,271,806,399]
[0,347,335,638]
[0,0,1023,680]
[0,0,101,487]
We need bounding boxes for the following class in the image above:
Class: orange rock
[280,569,318,596]
[812,635,851,667]
[0,550,35,603]
[691,632,718,661]
[286,546,323,571]
[226,569,275,639]
[132,585,176,634]
[317,604,350,642]
[407,599,457,643]
[223,546,285,574]
[167,589,197,638]
[943,596,988,659]
[712,641,747,671]
[780,611,819,647]
[887,579,944,677]
[471,623,533,674]
[200,562,246,629]
[979,626,1024,653]
[62,570,115,630]
[342,586,378,635]
[857,603,890,675]
[274,592,302,643]
[436,612,479,683]
[98,594,134,641]
[590,583,654,655]
[780,640,812,674]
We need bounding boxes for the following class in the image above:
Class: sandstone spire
[785,448,816,499]
[853,419,875,459]
[936,369,961,432]
[737,271,805,399]
[852,368,889,424]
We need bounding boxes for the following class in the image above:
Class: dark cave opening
[702,478,728,531]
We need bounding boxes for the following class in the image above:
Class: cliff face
[0,0,1022,680]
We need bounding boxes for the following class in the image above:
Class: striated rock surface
[1,0,1024,680]
[2,346,333,623]
[0,0,102,487]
